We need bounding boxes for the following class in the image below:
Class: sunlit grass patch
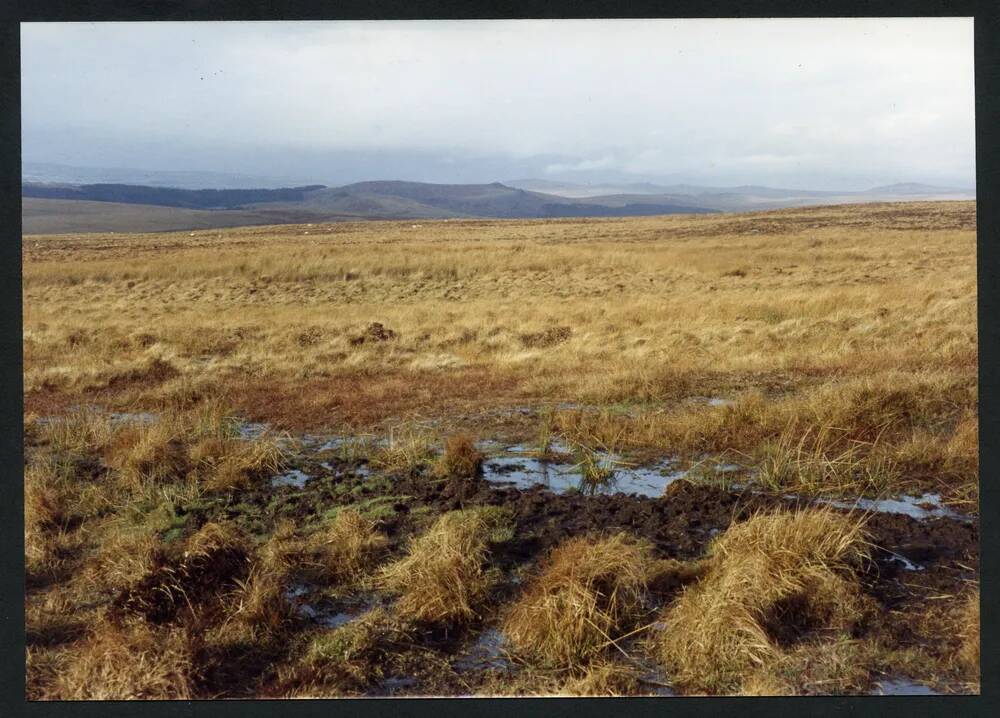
[503,532,655,667]
[47,619,194,700]
[379,507,513,624]
[655,507,873,695]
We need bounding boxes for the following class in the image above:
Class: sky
[21,19,976,190]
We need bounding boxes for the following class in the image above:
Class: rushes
[753,424,901,496]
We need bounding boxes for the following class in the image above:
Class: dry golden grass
[503,532,655,667]
[958,590,980,685]
[379,507,513,624]
[286,509,389,585]
[739,637,876,696]
[46,619,194,700]
[24,204,974,421]
[271,606,416,697]
[22,202,978,698]
[23,203,977,500]
[655,507,872,695]
[557,661,641,696]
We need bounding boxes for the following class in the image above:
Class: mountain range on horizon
[21,168,976,235]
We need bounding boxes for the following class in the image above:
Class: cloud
[544,155,618,174]
[20,19,975,188]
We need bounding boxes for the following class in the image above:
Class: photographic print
[21,18,979,699]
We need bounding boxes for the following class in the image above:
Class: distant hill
[506,178,975,210]
[21,177,975,234]
[273,181,715,219]
[22,180,718,233]
[22,183,327,210]
[862,182,972,196]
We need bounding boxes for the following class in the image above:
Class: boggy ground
[23,202,979,698]
[24,408,979,698]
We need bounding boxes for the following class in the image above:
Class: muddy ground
[151,442,978,698]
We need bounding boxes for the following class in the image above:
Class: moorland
[23,200,979,698]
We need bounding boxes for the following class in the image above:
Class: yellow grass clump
[379,507,513,624]
[291,509,390,585]
[48,620,194,700]
[655,507,872,695]
[503,532,656,667]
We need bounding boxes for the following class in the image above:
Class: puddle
[816,492,970,522]
[714,463,741,473]
[484,451,686,498]
[707,398,734,407]
[884,551,924,572]
[237,421,271,440]
[271,469,312,489]
[284,582,318,619]
[284,584,377,627]
[453,629,510,673]
[316,610,363,628]
[875,678,939,695]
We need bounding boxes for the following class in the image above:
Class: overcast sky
[21,19,975,189]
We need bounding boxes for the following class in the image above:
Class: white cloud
[20,18,975,188]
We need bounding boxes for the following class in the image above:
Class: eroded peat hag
[23,203,979,697]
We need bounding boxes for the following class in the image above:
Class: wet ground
[40,410,980,697]
[169,420,977,696]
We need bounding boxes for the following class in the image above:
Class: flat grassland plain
[23,201,979,698]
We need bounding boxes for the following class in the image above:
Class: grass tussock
[48,619,194,700]
[37,408,116,456]
[753,424,901,496]
[434,433,484,480]
[503,532,655,667]
[115,521,250,626]
[655,507,872,695]
[287,509,389,586]
[24,461,70,575]
[371,426,436,474]
[379,507,513,624]
[739,637,876,696]
[271,607,414,697]
[190,434,285,492]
